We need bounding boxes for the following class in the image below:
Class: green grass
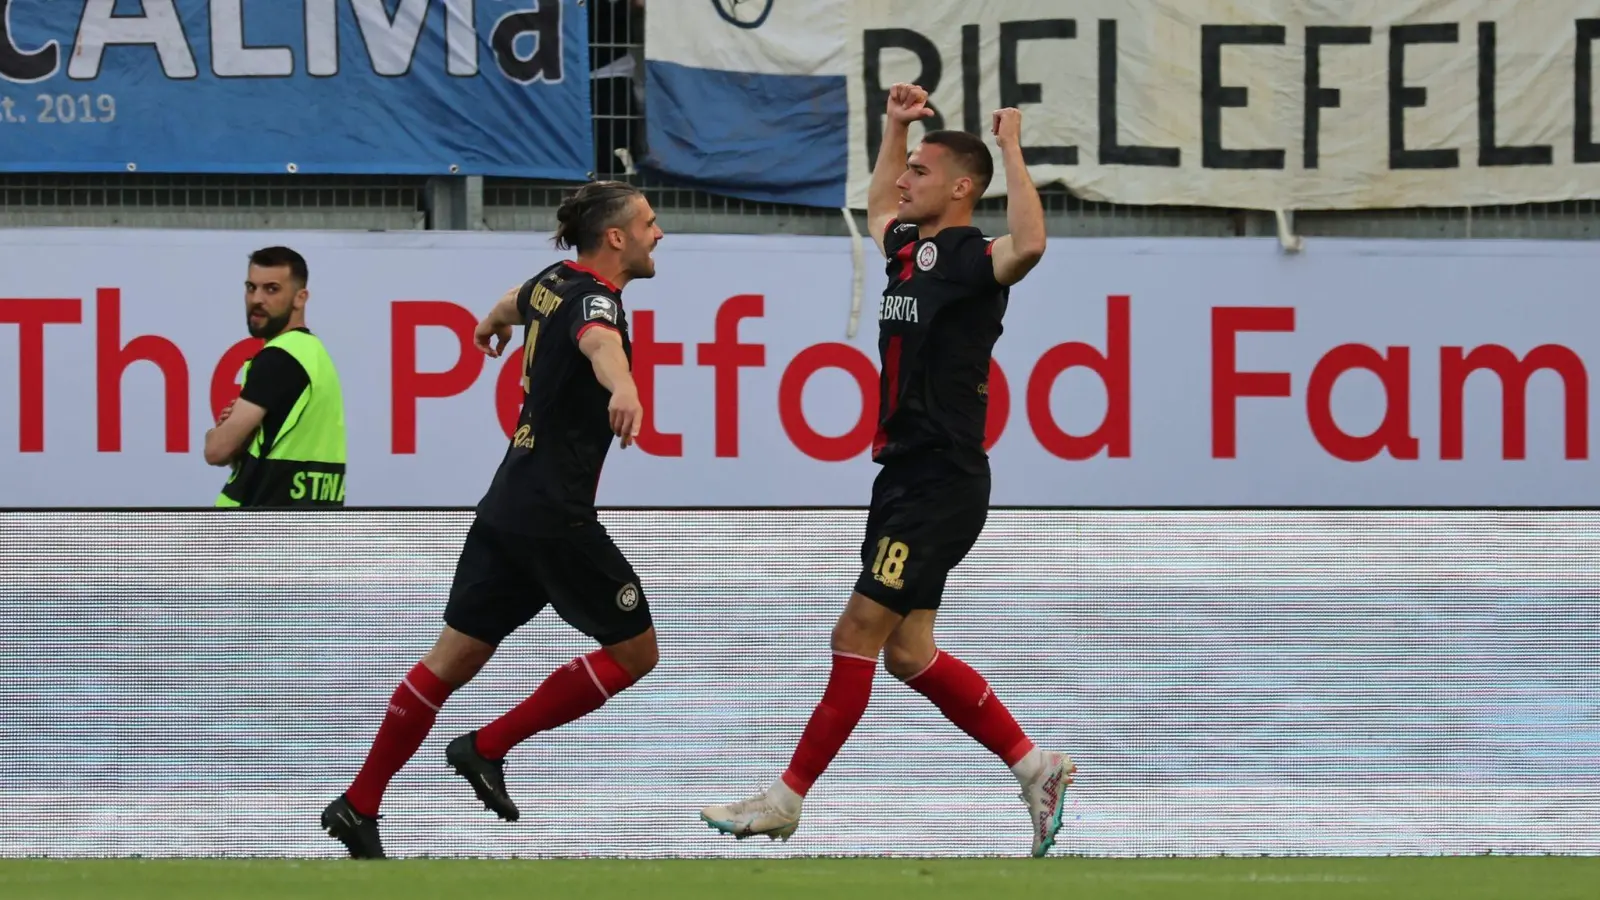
[2,858,1596,900]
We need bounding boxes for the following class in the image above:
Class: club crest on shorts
[916,242,938,271]
[616,583,640,611]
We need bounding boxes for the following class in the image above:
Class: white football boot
[699,786,802,842]
[1019,750,1076,857]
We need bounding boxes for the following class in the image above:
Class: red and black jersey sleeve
[570,292,623,345]
[883,218,919,257]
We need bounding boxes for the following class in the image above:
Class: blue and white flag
[644,0,850,207]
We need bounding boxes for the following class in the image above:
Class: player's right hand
[609,385,643,449]
[886,82,935,126]
[474,316,512,358]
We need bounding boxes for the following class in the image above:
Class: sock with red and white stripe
[473,648,639,761]
[777,652,877,802]
[904,651,1040,782]
[345,661,454,817]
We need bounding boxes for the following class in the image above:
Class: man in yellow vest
[205,246,348,507]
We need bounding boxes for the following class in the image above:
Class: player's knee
[423,627,496,687]
[830,616,879,658]
[626,640,660,680]
[420,645,492,688]
[830,592,899,657]
[605,629,659,681]
[882,640,935,681]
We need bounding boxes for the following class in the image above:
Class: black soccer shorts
[852,453,991,614]
[444,518,652,647]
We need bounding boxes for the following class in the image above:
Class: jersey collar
[563,261,621,294]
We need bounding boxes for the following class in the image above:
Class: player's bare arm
[578,325,642,449]
[203,398,266,466]
[867,83,935,256]
[988,108,1047,286]
[474,285,523,358]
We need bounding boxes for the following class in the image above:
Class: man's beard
[626,250,656,280]
[248,308,293,340]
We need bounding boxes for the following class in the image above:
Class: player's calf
[451,643,650,822]
[701,647,880,844]
[897,648,1076,855]
[343,660,458,823]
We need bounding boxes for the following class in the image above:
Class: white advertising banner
[0,229,1596,507]
[846,0,1600,210]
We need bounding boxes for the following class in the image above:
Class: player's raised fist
[992,108,1023,148]
[887,83,935,125]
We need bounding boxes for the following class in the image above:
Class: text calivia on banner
[1,230,1597,508]
[645,0,1600,210]
[0,1,592,178]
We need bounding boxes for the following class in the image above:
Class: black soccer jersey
[476,261,631,532]
[874,219,1009,472]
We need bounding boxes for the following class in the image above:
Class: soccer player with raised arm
[700,85,1073,856]
[321,182,664,859]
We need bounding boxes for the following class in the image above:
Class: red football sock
[474,648,638,761]
[780,652,876,796]
[346,662,453,817]
[905,651,1034,765]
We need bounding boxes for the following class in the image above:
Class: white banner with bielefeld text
[841,0,1600,210]
[0,228,1596,507]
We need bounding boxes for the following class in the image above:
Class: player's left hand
[609,385,643,449]
[474,316,512,358]
[992,108,1023,148]
[217,399,236,424]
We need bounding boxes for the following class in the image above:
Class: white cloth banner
[842,0,1600,210]
[1,229,1598,507]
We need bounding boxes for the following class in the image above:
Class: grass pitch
[1,857,1596,900]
